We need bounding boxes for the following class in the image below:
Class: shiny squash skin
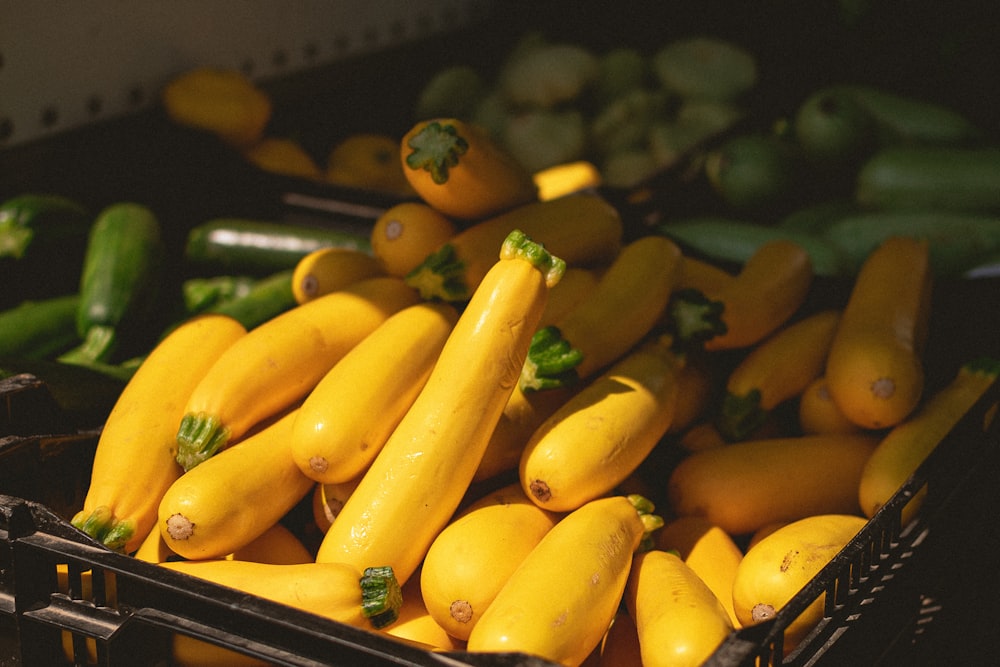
[315,231,563,586]
[401,117,538,220]
[825,235,931,429]
[466,495,646,667]
[420,483,561,641]
[626,550,734,667]
[71,314,246,554]
[290,301,458,484]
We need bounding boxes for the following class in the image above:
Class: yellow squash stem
[315,230,564,586]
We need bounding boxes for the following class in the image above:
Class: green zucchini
[59,202,164,365]
[828,84,986,146]
[181,274,257,315]
[205,269,296,329]
[656,216,849,277]
[184,218,372,275]
[776,199,859,235]
[855,146,1000,213]
[0,193,89,260]
[0,294,80,360]
[821,211,1000,277]
[792,87,879,169]
[0,193,91,309]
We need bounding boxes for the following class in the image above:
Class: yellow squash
[420,483,561,641]
[825,235,932,429]
[520,336,684,512]
[717,309,841,441]
[382,577,466,651]
[404,192,622,302]
[466,495,658,667]
[521,235,682,388]
[667,432,878,536]
[732,513,868,651]
[71,314,246,553]
[401,117,538,220]
[159,408,314,560]
[311,477,362,534]
[668,239,813,351]
[626,550,734,667]
[161,67,271,147]
[370,201,458,278]
[290,301,458,484]
[159,560,403,631]
[655,515,743,628]
[797,376,863,435]
[291,246,384,304]
[859,356,1000,525]
[315,230,564,586]
[175,275,420,470]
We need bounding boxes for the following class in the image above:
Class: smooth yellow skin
[626,550,734,667]
[382,577,465,651]
[675,255,734,294]
[555,235,682,379]
[826,236,931,429]
[327,133,415,196]
[655,515,743,628]
[667,433,878,536]
[75,314,246,554]
[598,611,643,667]
[859,361,999,525]
[291,247,384,304]
[243,137,322,180]
[227,521,313,565]
[407,192,622,301]
[291,301,458,484]
[159,560,372,628]
[180,276,420,448]
[520,338,683,512]
[315,247,554,585]
[732,514,868,650]
[798,376,863,435]
[537,266,599,329]
[726,309,841,411]
[159,408,314,560]
[532,160,603,201]
[401,118,538,220]
[466,496,645,667]
[312,477,362,533]
[420,483,561,641]
[162,67,271,148]
[370,202,457,278]
[703,239,814,351]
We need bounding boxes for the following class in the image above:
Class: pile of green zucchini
[0,195,371,425]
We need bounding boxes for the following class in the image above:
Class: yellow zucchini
[473,383,577,483]
[311,477,362,534]
[290,247,384,304]
[677,421,729,453]
[667,239,813,351]
[382,577,465,651]
[675,254,734,294]
[825,235,932,429]
[717,309,841,440]
[667,433,878,535]
[405,192,622,302]
[159,408,314,560]
[520,234,683,389]
[290,301,459,484]
[520,336,684,512]
[625,550,734,667]
[420,483,561,641]
[159,560,402,630]
[797,376,863,435]
[370,201,458,278]
[655,515,743,628]
[70,314,246,553]
[227,521,313,565]
[175,275,420,470]
[315,230,564,586]
[466,495,660,666]
[598,610,643,667]
[732,513,867,651]
[859,356,1000,525]
[667,352,721,435]
[537,266,599,329]
[401,117,538,220]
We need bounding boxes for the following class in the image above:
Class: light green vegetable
[503,108,587,173]
[499,42,599,109]
[652,37,757,101]
[415,65,486,120]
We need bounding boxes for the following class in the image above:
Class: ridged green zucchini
[59,203,164,365]
[0,294,80,360]
[184,218,372,275]
[855,146,1000,213]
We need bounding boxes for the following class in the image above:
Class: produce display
[3,15,1000,667]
